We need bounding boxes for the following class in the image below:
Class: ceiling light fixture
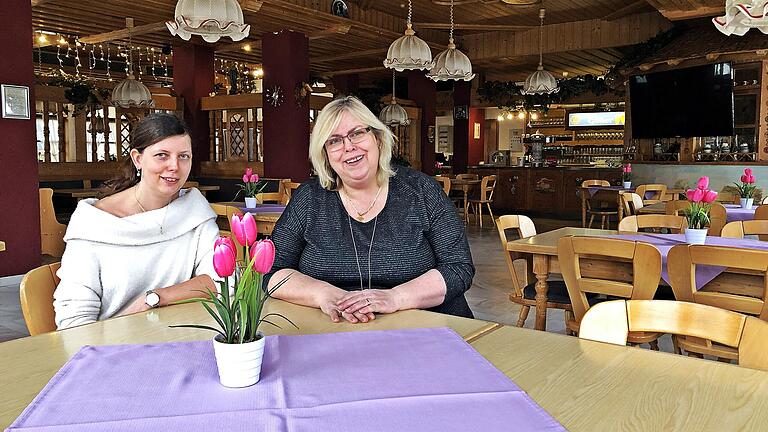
[112,29,154,109]
[384,0,433,71]
[426,0,475,82]
[521,7,559,95]
[167,0,250,43]
[713,0,768,35]
[379,70,410,126]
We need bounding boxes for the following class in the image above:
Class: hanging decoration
[167,0,250,43]
[379,70,410,126]
[479,74,614,112]
[713,1,768,36]
[426,0,475,82]
[384,0,433,71]
[521,8,559,95]
[112,31,154,109]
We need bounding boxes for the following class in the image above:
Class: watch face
[145,292,160,307]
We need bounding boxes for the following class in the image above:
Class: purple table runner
[608,234,768,289]
[238,203,287,214]
[723,204,757,223]
[587,185,631,197]
[8,328,564,432]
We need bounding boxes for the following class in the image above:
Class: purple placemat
[238,203,287,214]
[723,204,757,223]
[587,185,631,197]
[608,234,768,289]
[7,328,564,432]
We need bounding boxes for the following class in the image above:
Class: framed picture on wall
[473,123,481,139]
[453,105,468,120]
[1,84,30,120]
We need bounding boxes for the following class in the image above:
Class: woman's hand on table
[336,289,399,317]
[318,291,375,324]
[115,294,151,316]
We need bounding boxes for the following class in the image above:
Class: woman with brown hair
[53,113,220,329]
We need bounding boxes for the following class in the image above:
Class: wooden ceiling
[30,0,720,86]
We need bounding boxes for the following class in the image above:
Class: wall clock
[265,85,284,107]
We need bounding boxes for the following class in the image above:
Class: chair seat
[523,281,600,305]
[588,207,618,214]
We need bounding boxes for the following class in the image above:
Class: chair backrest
[558,236,662,325]
[282,180,301,204]
[183,181,199,188]
[721,220,768,241]
[668,244,768,319]
[617,214,688,234]
[455,173,479,181]
[209,204,245,260]
[496,215,537,298]
[39,188,67,257]
[635,184,668,204]
[581,179,609,188]
[619,192,644,217]
[20,262,61,335]
[665,200,690,216]
[717,191,740,205]
[579,299,768,371]
[708,202,727,236]
[763,196,768,205]
[480,175,497,201]
[435,176,451,195]
[256,192,283,204]
[755,204,768,220]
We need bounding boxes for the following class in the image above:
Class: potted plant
[684,176,718,244]
[734,168,757,209]
[172,213,294,388]
[236,168,267,208]
[621,163,632,189]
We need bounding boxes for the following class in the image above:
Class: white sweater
[54,188,220,329]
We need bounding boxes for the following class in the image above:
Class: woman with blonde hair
[265,96,474,323]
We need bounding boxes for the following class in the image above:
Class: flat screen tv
[629,63,734,139]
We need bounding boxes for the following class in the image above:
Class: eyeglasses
[324,126,373,152]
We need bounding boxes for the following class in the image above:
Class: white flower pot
[684,228,708,245]
[244,197,258,208]
[740,198,754,209]
[212,332,266,388]
[622,181,632,189]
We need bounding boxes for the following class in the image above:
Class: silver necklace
[347,213,377,291]
[134,187,169,235]
[341,186,382,221]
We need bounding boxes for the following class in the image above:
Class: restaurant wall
[0,0,40,276]
[632,164,768,196]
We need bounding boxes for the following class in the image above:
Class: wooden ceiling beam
[80,21,167,44]
[324,66,387,77]
[413,22,532,31]
[603,0,649,21]
[31,0,55,6]
[312,48,387,63]
[656,5,723,21]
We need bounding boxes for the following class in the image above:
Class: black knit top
[264,167,475,318]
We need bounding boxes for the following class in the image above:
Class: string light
[106,42,112,81]
[151,47,157,79]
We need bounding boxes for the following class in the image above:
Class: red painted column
[407,71,436,175]
[0,0,40,276]
[452,81,471,174]
[172,44,214,175]
[262,31,310,181]
[468,107,485,165]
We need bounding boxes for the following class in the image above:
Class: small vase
[684,228,708,245]
[740,197,754,209]
[622,181,632,189]
[244,197,258,208]
[212,332,266,388]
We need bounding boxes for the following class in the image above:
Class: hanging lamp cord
[408,0,412,25]
[449,0,455,43]
[392,70,397,102]
[538,8,545,67]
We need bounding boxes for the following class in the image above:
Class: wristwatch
[145,290,161,308]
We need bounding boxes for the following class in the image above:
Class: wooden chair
[558,236,663,348]
[468,175,497,227]
[635,184,668,205]
[755,204,768,220]
[210,204,245,260]
[619,192,644,217]
[665,200,690,216]
[716,191,740,205]
[455,173,479,181]
[39,188,67,257]
[581,180,617,229]
[579,300,768,371]
[497,215,574,328]
[666,201,726,236]
[183,181,199,188]
[617,215,688,234]
[721,220,768,241]
[281,180,301,204]
[435,176,451,195]
[762,196,768,205]
[20,262,60,336]
[668,244,768,361]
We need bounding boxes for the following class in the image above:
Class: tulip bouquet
[734,168,757,199]
[236,168,268,200]
[621,163,632,183]
[173,212,293,344]
[685,176,718,230]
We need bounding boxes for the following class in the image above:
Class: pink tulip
[626,166,631,173]
[213,239,236,278]
[622,166,628,173]
[245,168,253,177]
[242,174,250,183]
[215,236,236,253]
[696,176,709,190]
[703,190,718,203]
[745,168,753,176]
[231,212,258,247]
[250,174,259,183]
[748,175,756,184]
[250,239,276,274]
[687,188,705,203]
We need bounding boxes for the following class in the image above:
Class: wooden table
[52,188,99,200]
[450,179,481,222]
[637,201,667,215]
[0,300,499,428]
[582,187,686,226]
[217,202,285,236]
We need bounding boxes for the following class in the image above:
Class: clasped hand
[320,289,399,324]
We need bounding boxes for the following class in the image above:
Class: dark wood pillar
[332,74,359,96]
[0,0,40,276]
[407,71,436,175]
[172,44,214,176]
[452,81,471,174]
[263,30,310,181]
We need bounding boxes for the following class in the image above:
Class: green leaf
[261,312,299,329]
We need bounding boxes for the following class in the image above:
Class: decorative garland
[42,69,110,115]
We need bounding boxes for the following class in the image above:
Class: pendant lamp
[426,0,475,82]
[379,71,410,126]
[167,0,250,43]
[384,0,433,71]
[521,8,559,95]
[112,33,154,108]
[713,0,768,36]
